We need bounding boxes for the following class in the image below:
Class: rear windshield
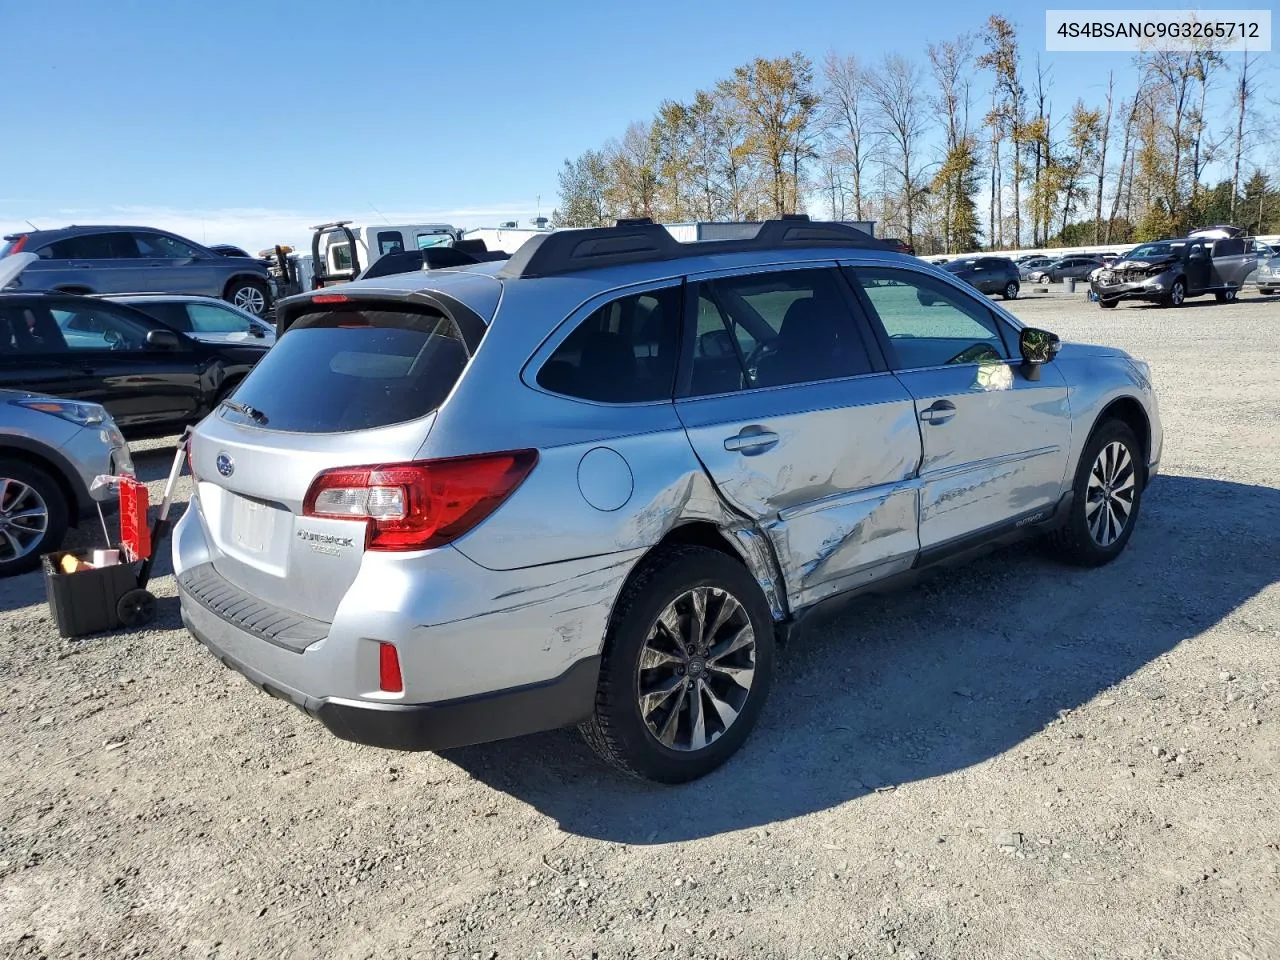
[222,307,469,433]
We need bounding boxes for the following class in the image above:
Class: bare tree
[866,54,928,244]
[1094,72,1114,243]
[821,52,874,220]
[1230,52,1263,222]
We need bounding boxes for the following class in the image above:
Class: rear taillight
[4,236,26,256]
[378,643,403,693]
[302,450,538,552]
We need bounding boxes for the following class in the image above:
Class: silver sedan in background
[0,391,132,575]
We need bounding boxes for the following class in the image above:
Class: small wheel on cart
[117,589,158,628]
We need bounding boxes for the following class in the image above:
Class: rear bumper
[180,595,598,751]
[172,500,631,751]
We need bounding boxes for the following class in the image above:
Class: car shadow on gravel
[444,474,1280,843]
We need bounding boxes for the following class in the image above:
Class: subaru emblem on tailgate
[216,452,234,477]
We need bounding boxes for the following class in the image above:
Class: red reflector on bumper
[378,643,403,693]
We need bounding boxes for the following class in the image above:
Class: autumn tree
[606,121,662,220]
[978,16,1025,246]
[928,35,979,250]
[552,149,611,227]
[1059,101,1102,235]
[725,53,819,217]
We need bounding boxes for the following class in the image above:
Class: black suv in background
[0,291,268,437]
[1,226,273,316]
[943,256,1021,300]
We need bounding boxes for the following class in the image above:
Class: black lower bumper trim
[312,657,601,752]
[181,602,600,752]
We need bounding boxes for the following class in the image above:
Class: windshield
[223,306,470,433]
[1124,242,1184,259]
[944,260,977,272]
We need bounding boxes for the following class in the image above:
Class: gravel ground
[1,287,1277,960]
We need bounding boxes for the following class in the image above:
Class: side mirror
[1019,327,1060,373]
[146,329,181,351]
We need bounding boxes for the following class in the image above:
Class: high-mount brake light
[312,294,349,303]
[302,450,539,551]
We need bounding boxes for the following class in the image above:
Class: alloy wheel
[636,586,756,752]
[0,477,50,561]
[1085,440,1136,547]
[233,285,266,315]
[1171,282,1185,306]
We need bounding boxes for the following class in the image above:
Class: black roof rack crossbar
[498,216,889,279]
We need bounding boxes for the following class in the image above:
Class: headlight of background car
[10,398,109,427]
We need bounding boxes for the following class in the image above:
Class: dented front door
[675,264,923,612]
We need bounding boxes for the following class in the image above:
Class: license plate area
[217,491,292,574]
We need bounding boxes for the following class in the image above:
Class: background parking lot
[1,288,1277,960]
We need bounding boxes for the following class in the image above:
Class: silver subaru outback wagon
[173,218,1162,783]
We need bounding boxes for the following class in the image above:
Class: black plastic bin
[42,550,138,638]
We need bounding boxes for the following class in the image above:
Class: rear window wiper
[219,398,269,424]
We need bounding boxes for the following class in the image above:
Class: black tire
[117,589,157,628]
[580,545,776,783]
[0,458,69,577]
[1002,281,1019,300]
[1162,278,1186,308]
[224,278,270,317]
[1046,420,1144,567]
[1099,298,1117,309]
[1214,288,1237,303]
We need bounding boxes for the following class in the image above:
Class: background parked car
[1027,256,1105,283]
[0,226,273,317]
[0,388,132,575]
[943,256,1020,299]
[103,294,275,346]
[0,288,268,438]
[1092,236,1258,308]
[1245,239,1277,294]
[1017,256,1054,279]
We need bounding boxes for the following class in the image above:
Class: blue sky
[0,0,1254,251]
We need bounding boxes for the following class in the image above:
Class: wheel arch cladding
[624,520,788,624]
[1095,396,1150,464]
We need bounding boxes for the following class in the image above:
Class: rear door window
[187,302,250,333]
[376,231,405,255]
[44,232,138,259]
[536,287,681,403]
[223,306,470,433]
[127,300,192,331]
